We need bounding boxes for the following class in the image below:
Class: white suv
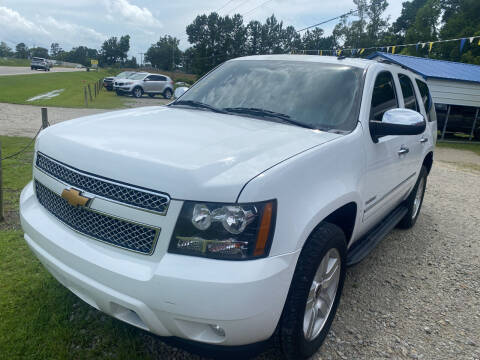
[20,55,436,359]
[114,72,174,99]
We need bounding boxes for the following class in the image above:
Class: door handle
[398,146,409,155]
[420,137,428,143]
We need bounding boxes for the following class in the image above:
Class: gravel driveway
[0,66,85,76]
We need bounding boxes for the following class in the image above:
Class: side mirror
[370,108,426,143]
[174,86,189,99]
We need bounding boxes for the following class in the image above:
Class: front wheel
[397,166,428,229]
[132,87,143,98]
[278,222,347,359]
[115,90,123,96]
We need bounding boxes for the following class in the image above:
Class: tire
[148,94,155,98]
[115,90,123,96]
[132,87,143,98]
[163,88,173,99]
[397,166,428,229]
[278,222,347,360]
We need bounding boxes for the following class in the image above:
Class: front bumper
[20,181,298,346]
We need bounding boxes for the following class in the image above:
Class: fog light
[209,324,225,337]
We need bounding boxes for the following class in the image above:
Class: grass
[437,141,480,156]
[0,57,30,67]
[0,136,164,359]
[0,70,124,109]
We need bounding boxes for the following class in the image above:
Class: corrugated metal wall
[427,78,480,107]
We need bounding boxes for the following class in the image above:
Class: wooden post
[94,83,97,98]
[84,86,88,107]
[0,145,3,222]
[441,105,451,141]
[88,84,93,102]
[41,107,49,129]
[469,108,479,141]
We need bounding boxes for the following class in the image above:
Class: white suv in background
[114,72,174,99]
[21,55,436,359]
[31,57,51,71]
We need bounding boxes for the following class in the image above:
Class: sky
[0,0,404,57]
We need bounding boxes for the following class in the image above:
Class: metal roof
[368,52,480,84]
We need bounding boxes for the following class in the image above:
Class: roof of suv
[233,54,373,69]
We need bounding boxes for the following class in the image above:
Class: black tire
[148,94,155,98]
[163,88,173,99]
[397,166,428,229]
[278,222,347,360]
[132,86,143,98]
[115,90,123,96]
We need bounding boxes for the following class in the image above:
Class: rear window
[177,60,364,131]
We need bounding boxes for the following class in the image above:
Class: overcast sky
[0,0,403,57]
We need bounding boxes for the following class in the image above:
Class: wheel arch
[423,151,434,174]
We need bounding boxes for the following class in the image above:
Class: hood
[36,106,340,202]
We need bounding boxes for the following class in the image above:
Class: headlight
[169,200,276,260]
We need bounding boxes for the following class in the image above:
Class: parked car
[114,72,174,99]
[30,57,50,71]
[20,55,436,359]
[103,71,136,91]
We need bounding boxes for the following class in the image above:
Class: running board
[347,205,408,266]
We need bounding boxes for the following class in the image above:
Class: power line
[241,0,275,17]
[297,9,358,33]
[226,0,254,15]
[216,0,237,13]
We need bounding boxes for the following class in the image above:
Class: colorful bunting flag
[428,42,433,52]
[416,43,419,52]
[392,46,396,54]
[359,48,365,55]
[421,43,426,49]
[460,38,466,53]
[470,37,474,43]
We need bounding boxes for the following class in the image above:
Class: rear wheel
[278,222,346,359]
[132,87,143,98]
[163,88,173,99]
[398,166,427,229]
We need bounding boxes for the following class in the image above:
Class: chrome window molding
[35,152,170,215]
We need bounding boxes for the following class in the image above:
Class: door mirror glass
[370,108,426,143]
[174,86,189,99]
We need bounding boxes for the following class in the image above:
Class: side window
[370,71,398,121]
[416,79,433,121]
[158,76,167,81]
[144,75,153,81]
[398,74,419,112]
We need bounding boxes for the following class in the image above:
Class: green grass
[0,136,163,359]
[437,141,480,156]
[0,58,30,67]
[0,70,124,109]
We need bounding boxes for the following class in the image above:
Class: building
[368,52,480,141]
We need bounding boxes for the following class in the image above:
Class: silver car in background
[103,71,136,91]
[114,72,174,99]
[31,57,51,71]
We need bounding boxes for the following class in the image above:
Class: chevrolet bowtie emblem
[61,188,91,207]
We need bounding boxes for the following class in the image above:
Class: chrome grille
[35,181,159,255]
[36,152,169,215]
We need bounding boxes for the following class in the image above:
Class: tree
[50,43,63,58]
[59,46,98,67]
[30,47,49,59]
[0,42,13,57]
[15,43,29,59]
[145,35,182,70]
[100,35,130,65]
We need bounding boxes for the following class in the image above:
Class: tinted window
[370,71,398,121]
[177,60,364,131]
[398,74,419,112]
[157,76,167,81]
[416,79,433,121]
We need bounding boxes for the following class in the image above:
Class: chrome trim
[34,179,160,255]
[36,152,170,216]
[364,172,417,213]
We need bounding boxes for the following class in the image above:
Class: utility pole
[138,52,144,68]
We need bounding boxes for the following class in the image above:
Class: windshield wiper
[171,100,227,114]
[223,107,314,129]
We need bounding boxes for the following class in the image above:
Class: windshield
[175,60,364,131]
[116,71,131,78]
[32,57,44,61]
[128,73,148,80]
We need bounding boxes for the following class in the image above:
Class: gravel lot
[0,66,85,76]
[1,103,478,359]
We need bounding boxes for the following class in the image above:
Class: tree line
[1,0,479,73]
